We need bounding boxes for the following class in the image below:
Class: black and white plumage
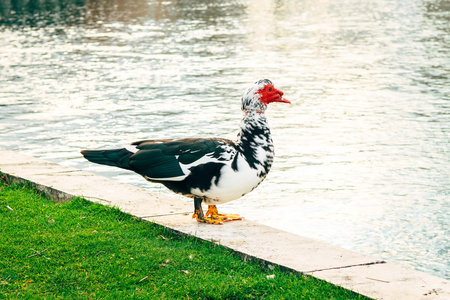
[81,79,290,224]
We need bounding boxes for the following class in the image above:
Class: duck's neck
[236,111,274,176]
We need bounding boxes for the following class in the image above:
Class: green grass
[0,180,370,299]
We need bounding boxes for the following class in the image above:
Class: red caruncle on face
[258,84,290,105]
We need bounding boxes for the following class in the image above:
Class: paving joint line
[306,260,387,274]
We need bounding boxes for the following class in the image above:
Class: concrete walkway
[1,148,448,299]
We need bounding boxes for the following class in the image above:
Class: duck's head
[241,79,290,113]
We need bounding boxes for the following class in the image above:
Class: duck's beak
[273,89,290,104]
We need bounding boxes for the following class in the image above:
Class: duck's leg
[205,205,243,222]
[192,198,224,225]
[192,197,204,219]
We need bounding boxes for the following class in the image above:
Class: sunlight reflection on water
[0,0,449,279]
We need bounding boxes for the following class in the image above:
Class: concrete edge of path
[0,148,448,300]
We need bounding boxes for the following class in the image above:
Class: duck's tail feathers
[81,148,133,170]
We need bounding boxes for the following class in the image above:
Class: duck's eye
[268,87,272,91]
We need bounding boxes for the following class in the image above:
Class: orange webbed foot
[205,205,243,223]
[192,199,243,225]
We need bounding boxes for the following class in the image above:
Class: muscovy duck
[81,79,290,224]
